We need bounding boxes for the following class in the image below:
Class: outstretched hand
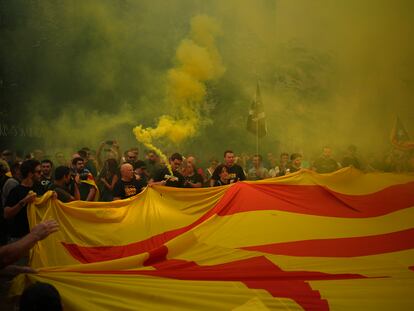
[1,265,36,276]
[31,219,59,241]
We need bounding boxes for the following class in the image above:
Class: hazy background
[1,0,413,162]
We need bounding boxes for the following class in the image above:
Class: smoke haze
[1,0,413,162]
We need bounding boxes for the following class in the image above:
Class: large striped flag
[10,168,414,310]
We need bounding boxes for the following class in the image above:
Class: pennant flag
[247,81,267,137]
[10,168,414,310]
[390,117,414,151]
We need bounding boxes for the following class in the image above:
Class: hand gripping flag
[247,81,267,137]
[10,168,414,310]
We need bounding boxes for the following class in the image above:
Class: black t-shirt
[49,183,73,203]
[153,167,185,188]
[213,179,229,187]
[341,156,361,170]
[212,164,246,184]
[4,184,32,238]
[0,175,10,200]
[33,176,53,195]
[113,179,146,199]
[85,161,98,178]
[79,182,94,201]
[0,175,9,245]
[313,157,339,174]
[287,164,301,173]
[184,173,203,188]
[144,160,162,179]
[77,169,94,200]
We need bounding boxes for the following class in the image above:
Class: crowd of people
[0,141,413,245]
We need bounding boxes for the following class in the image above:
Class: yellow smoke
[133,14,225,170]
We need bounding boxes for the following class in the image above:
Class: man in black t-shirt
[144,150,162,180]
[183,161,203,188]
[34,159,54,195]
[312,146,340,174]
[72,157,96,201]
[151,153,185,188]
[4,159,41,239]
[113,163,146,200]
[0,161,10,245]
[133,160,148,186]
[210,150,246,186]
[49,166,80,203]
[341,145,362,170]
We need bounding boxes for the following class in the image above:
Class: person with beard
[49,166,80,203]
[34,159,53,195]
[151,153,185,188]
[71,157,97,201]
[3,160,40,240]
[144,150,162,180]
[133,160,148,186]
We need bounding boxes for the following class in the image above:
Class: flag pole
[255,79,260,156]
[256,117,259,156]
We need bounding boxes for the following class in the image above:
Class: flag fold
[10,168,414,311]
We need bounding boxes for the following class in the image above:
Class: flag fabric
[390,117,414,151]
[247,82,267,137]
[10,167,414,310]
[80,172,100,201]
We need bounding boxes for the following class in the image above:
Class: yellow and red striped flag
[10,168,414,310]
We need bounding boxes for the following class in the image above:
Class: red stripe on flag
[62,182,414,263]
[216,182,414,218]
[79,255,377,311]
[61,186,243,263]
[241,228,414,257]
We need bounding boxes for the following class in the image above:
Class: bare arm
[86,186,97,201]
[109,174,119,190]
[0,220,59,269]
[72,181,80,201]
[148,179,167,187]
[187,181,202,188]
[102,174,118,191]
[112,141,122,164]
[4,192,36,219]
[96,142,105,169]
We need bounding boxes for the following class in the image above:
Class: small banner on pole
[247,81,267,137]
